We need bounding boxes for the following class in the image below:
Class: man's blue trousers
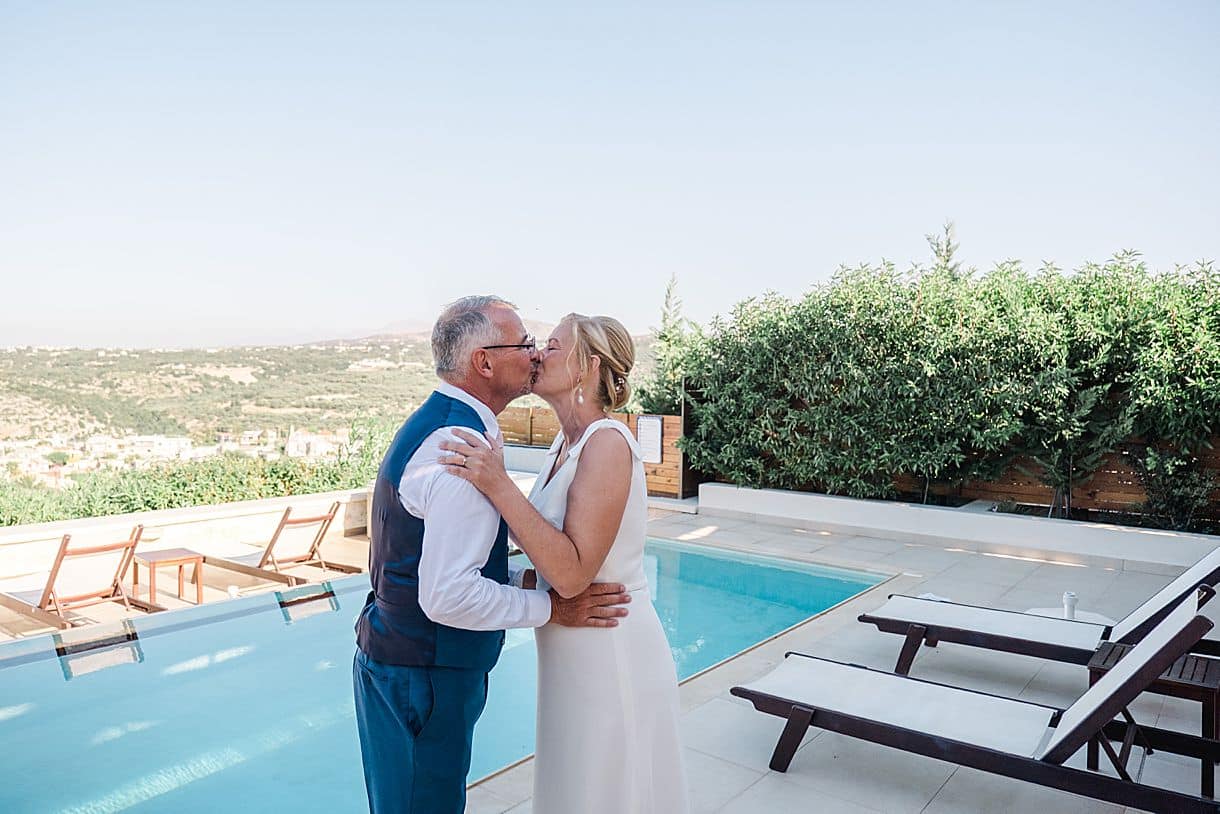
[353,649,489,814]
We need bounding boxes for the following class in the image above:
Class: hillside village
[1,325,653,488]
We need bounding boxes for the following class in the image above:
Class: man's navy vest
[355,391,510,670]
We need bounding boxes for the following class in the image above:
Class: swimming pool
[0,539,881,813]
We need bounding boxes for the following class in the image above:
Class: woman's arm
[440,427,632,598]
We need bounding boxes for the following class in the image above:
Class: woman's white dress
[527,418,689,814]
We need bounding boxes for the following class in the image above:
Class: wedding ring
[458,454,467,467]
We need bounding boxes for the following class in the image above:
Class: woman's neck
[547,397,607,446]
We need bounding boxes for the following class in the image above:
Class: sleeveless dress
[528,419,690,814]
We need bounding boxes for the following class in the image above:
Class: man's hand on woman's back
[549,583,631,627]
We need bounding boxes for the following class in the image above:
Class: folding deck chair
[733,590,1220,813]
[203,502,361,587]
[0,526,161,630]
[859,546,1220,675]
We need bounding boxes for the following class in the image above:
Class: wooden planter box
[497,406,698,499]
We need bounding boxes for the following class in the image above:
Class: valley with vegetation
[0,328,659,525]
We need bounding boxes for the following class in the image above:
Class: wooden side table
[133,548,204,605]
[1087,640,1220,797]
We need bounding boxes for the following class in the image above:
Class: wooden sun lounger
[203,502,361,587]
[734,591,1220,812]
[859,546,1220,674]
[0,525,163,630]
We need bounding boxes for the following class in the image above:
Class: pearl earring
[576,384,584,404]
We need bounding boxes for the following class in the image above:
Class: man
[353,295,631,813]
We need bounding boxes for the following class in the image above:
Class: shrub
[676,242,1219,519]
[1132,446,1218,532]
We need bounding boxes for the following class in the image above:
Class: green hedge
[0,420,393,527]
[678,252,1220,521]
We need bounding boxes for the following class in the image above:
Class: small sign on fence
[636,415,664,464]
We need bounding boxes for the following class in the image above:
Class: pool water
[0,539,880,813]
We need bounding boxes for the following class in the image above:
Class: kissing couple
[353,296,690,813]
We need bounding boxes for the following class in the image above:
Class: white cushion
[869,595,1107,652]
[739,653,1056,756]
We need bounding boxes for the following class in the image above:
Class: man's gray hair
[432,295,517,378]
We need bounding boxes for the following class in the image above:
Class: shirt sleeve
[507,559,527,588]
[400,428,552,630]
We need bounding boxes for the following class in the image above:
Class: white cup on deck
[1062,591,1078,620]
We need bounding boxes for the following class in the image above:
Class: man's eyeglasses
[481,335,536,352]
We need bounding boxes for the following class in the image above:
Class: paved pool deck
[467,509,1215,814]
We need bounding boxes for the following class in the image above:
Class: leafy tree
[636,274,699,415]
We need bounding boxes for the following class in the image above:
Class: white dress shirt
[398,382,552,631]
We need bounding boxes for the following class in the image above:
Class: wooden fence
[498,407,694,499]
[894,441,1220,515]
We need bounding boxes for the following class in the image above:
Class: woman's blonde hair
[563,313,635,411]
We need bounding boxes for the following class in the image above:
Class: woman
[438,313,689,814]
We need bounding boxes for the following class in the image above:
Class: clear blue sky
[2,1,1217,347]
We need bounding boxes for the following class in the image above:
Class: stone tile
[474,762,534,807]
[1014,659,1091,708]
[681,748,766,813]
[1157,696,1204,737]
[835,535,910,555]
[898,643,1042,697]
[1008,565,1122,601]
[646,519,708,538]
[936,553,1043,587]
[807,633,911,672]
[1138,752,1211,797]
[755,524,855,545]
[749,531,837,555]
[681,698,821,772]
[695,508,756,523]
[680,652,784,711]
[464,785,516,814]
[725,535,824,557]
[803,548,895,571]
[668,527,776,548]
[779,731,956,813]
[877,545,972,576]
[714,773,883,813]
[995,587,1109,615]
[921,766,1124,813]
[906,576,1013,607]
[1096,574,1176,618]
[1123,560,1186,577]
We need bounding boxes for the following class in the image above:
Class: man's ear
[472,348,494,379]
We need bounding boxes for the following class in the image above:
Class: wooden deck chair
[0,525,161,630]
[859,545,1220,675]
[733,590,1220,812]
[204,502,360,587]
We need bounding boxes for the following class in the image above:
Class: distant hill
[0,328,657,443]
[360,318,557,345]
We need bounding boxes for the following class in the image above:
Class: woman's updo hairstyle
[563,313,635,412]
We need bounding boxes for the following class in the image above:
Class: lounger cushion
[869,595,1108,652]
[739,653,1056,756]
